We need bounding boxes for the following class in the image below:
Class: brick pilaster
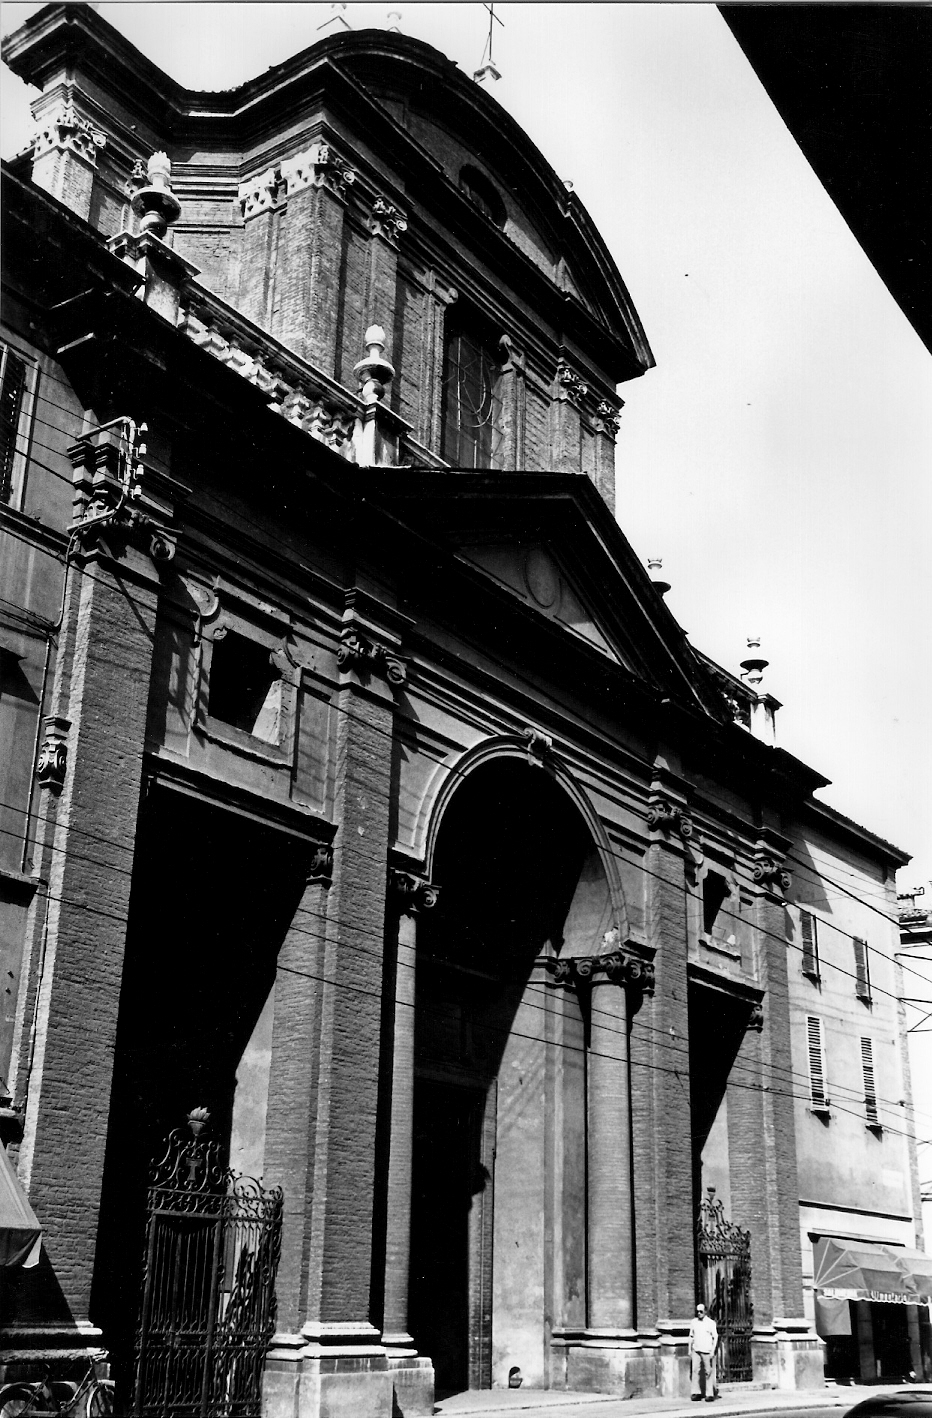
[304,674,394,1333]
[263,873,332,1333]
[587,978,633,1330]
[14,541,164,1320]
[637,838,694,1325]
[728,880,805,1328]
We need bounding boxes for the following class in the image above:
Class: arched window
[459,166,507,228]
[441,322,504,469]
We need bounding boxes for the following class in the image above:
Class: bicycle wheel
[0,1385,39,1418]
[87,1382,114,1418]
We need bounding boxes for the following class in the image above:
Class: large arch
[408,750,635,1396]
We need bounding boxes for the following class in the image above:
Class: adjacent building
[0,6,927,1415]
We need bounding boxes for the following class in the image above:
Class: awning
[0,1144,41,1268]
[813,1236,932,1306]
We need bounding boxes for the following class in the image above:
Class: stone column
[592,400,622,509]
[553,363,586,474]
[8,426,180,1343]
[380,873,436,1416]
[423,276,458,453]
[587,975,633,1333]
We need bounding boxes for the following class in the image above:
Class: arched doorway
[409,755,625,1395]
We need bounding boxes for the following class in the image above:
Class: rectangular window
[853,937,872,1004]
[0,343,28,503]
[807,1015,829,1110]
[208,630,282,743]
[801,910,820,981]
[861,1037,879,1126]
[441,326,503,469]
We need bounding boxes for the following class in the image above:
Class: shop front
[813,1237,932,1383]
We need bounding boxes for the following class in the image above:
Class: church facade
[0,7,925,1415]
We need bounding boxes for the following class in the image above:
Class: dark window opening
[801,910,821,981]
[208,631,281,742]
[442,325,504,469]
[702,871,729,935]
[459,166,507,228]
[0,344,27,503]
[853,936,872,1004]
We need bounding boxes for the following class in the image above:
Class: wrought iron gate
[133,1114,283,1418]
[697,1187,753,1383]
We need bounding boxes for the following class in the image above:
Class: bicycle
[0,1352,114,1418]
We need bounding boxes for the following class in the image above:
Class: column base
[751,1321,825,1390]
[263,1325,435,1418]
[385,1355,434,1417]
[657,1318,693,1398]
[0,1321,106,1385]
[553,1329,660,1396]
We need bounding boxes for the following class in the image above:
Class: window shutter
[801,911,820,980]
[807,1016,828,1108]
[853,937,872,1003]
[0,345,27,503]
[861,1038,879,1125]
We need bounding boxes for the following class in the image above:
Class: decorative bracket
[337,628,406,688]
[35,715,71,794]
[389,870,439,916]
[747,1003,764,1033]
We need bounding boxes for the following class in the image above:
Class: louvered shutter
[807,1016,828,1108]
[853,937,872,1003]
[861,1038,879,1124]
[801,911,820,979]
[0,345,27,503]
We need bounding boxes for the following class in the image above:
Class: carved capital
[752,851,791,898]
[369,197,408,243]
[337,629,406,689]
[32,103,106,167]
[67,425,179,566]
[647,797,693,840]
[541,931,654,999]
[307,843,334,885]
[35,715,71,793]
[280,142,357,201]
[390,870,439,916]
[238,166,284,220]
[594,398,623,435]
[522,726,553,766]
[557,363,589,405]
[747,1003,764,1033]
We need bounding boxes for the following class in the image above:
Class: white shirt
[689,1315,718,1355]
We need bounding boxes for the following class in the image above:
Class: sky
[1,4,929,890]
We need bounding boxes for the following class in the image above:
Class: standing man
[689,1302,719,1401]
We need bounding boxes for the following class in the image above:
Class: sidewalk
[435,1383,875,1418]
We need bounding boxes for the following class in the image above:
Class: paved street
[435,1387,873,1418]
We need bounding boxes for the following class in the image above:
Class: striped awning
[813,1236,932,1305]
[0,1144,41,1268]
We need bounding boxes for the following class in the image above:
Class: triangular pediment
[460,541,626,665]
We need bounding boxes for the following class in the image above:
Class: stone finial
[131,150,182,238]
[740,636,768,689]
[386,8,402,31]
[354,325,395,405]
[648,557,671,597]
